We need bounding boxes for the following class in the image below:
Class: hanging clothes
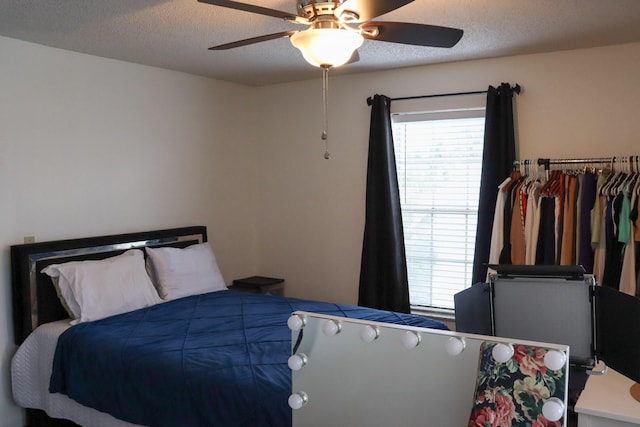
[602,192,626,288]
[524,180,542,264]
[489,177,512,265]
[487,157,640,294]
[536,196,556,265]
[500,173,524,264]
[510,179,527,264]
[560,174,578,265]
[578,171,597,272]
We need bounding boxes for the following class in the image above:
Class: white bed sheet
[11,320,142,427]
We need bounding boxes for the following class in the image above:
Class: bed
[10,226,448,427]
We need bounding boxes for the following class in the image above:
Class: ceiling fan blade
[198,0,299,20]
[362,22,463,48]
[208,31,297,50]
[335,0,414,22]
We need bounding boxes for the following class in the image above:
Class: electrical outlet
[23,236,35,244]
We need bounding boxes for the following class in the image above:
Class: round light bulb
[445,337,466,356]
[288,353,308,371]
[287,315,305,331]
[360,325,379,343]
[544,350,567,371]
[288,391,309,410]
[492,343,514,363]
[402,331,421,349]
[542,397,565,422]
[322,319,341,336]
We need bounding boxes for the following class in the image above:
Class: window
[392,100,485,310]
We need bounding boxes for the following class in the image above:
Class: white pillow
[145,242,227,300]
[42,249,162,324]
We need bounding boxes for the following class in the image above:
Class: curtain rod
[366,83,521,106]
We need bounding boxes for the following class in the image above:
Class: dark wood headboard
[10,226,207,345]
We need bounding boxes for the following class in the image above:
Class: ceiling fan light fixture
[290,28,363,68]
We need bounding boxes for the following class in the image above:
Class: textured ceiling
[1,0,640,86]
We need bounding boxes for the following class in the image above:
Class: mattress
[12,320,141,427]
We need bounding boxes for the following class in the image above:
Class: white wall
[253,42,640,305]
[0,36,259,426]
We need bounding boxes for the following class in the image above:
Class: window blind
[392,113,485,310]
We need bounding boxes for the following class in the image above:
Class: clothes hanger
[600,157,623,196]
[540,169,562,197]
[502,169,522,192]
[612,155,635,196]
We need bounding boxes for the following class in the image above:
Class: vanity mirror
[288,311,570,426]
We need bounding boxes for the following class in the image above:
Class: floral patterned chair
[468,342,567,427]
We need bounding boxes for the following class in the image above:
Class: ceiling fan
[198,0,463,159]
[198,0,464,68]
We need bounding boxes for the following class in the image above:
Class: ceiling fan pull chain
[322,66,331,160]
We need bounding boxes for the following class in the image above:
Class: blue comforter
[50,290,446,426]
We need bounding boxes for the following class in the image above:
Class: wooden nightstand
[232,276,284,296]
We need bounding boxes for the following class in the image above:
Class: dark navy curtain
[358,94,410,313]
[471,83,518,284]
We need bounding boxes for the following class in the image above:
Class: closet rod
[366,83,521,106]
[513,156,638,170]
